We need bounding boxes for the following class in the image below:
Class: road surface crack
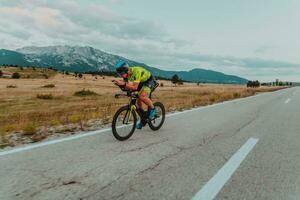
[120,139,168,153]
[231,115,258,137]
[79,171,130,200]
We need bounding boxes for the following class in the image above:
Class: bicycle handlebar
[112,80,141,99]
[114,91,138,99]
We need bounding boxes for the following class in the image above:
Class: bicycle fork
[122,105,136,124]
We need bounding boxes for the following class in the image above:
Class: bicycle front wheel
[112,105,137,141]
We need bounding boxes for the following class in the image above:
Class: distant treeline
[247,80,293,87]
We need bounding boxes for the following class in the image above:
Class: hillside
[0,66,57,79]
[0,46,248,84]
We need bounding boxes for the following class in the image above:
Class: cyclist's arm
[124,82,139,91]
[113,79,139,90]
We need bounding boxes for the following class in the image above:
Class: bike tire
[148,102,165,131]
[112,105,137,141]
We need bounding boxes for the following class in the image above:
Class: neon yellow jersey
[127,67,151,83]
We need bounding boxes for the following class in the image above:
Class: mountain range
[0,45,248,84]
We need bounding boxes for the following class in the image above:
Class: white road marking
[0,128,109,156]
[0,125,129,157]
[0,88,281,157]
[285,98,291,104]
[191,137,259,200]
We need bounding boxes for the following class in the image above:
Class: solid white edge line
[0,88,283,156]
[191,137,259,200]
[0,128,110,156]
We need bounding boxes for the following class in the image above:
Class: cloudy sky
[1,0,300,81]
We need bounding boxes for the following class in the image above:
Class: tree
[12,72,21,79]
[0,70,3,77]
[171,74,179,86]
[247,80,260,88]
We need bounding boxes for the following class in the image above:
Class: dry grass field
[0,67,287,147]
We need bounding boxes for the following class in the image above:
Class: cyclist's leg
[138,86,154,109]
[139,86,156,119]
[137,98,143,109]
[136,88,150,129]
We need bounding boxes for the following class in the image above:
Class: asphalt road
[1,87,299,200]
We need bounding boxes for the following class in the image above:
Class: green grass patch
[74,89,98,97]
[233,92,241,98]
[23,122,37,135]
[0,124,18,133]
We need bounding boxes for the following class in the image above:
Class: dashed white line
[285,98,291,104]
[191,137,259,200]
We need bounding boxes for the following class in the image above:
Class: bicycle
[111,82,165,141]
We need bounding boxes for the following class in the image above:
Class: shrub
[6,85,17,88]
[12,72,21,79]
[209,94,219,102]
[69,114,81,123]
[233,92,241,98]
[74,89,98,96]
[37,94,54,100]
[49,119,61,127]
[30,134,46,143]
[0,135,11,148]
[160,82,164,87]
[43,74,49,79]
[42,84,55,88]
[0,70,3,77]
[23,123,37,135]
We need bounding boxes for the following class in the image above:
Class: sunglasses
[116,67,128,76]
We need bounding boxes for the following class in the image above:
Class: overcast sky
[1,0,300,81]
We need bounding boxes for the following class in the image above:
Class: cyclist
[112,60,156,129]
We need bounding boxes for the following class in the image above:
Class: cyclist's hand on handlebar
[112,80,123,86]
[112,80,117,85]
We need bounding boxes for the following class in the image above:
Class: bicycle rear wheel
[148,102,165,131]
[112,105,137,141]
